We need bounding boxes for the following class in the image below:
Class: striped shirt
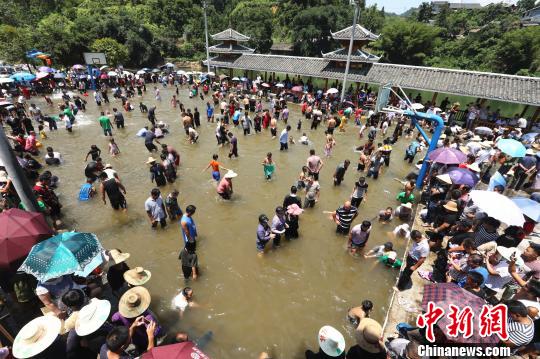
[507,317,534,347]
[336,206,358,230]
[472,225,499,248]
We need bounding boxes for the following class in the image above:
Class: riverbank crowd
[0,63,539,358]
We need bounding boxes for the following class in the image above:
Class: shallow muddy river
[38,84,412,358]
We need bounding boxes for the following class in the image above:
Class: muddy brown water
[35,85,413,358]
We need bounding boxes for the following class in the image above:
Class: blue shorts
[212,171,220,181]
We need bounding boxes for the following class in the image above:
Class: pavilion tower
[322,24,380,70]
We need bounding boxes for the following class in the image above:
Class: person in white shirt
[517,117,527,129]
[172,287,198,317]
[392,223,410,239]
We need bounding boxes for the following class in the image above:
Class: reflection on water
[38,85,413,358]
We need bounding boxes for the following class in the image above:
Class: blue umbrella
[512,197,540,222]
[487,171,506,191]
[18,232,103,281]
[521,133,539,143]
[497,138,526,157]
[53,72,66,79]
[10,72,36,82]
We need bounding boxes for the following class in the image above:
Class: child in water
[109,138,120,157]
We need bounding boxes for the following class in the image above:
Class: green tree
[416,2,433,23]
[435,3,451,30]
[291,5,353,56]
[34,13,80,64]
[362,5,385,34]
[0,25,31,63]
[91,37,128,66]
[492,26,540,75]
[378,19,441,65]
[517,0,537,12]
[230,0,274,53]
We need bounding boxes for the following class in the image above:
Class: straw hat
[443,200,458,212]
[526,148,536,156]
[13,316,61,358]
[439,134,447,139]
[146,156,157,164]
[459,146,470,154]
[105,163,113,169]
[318,325,346,357]
[75,298,111,336]
[402,202,413,209]
[436,173,452,184]
[496,246,524,266]
[108,249,130,265]
[224,170,238,179]
[124,267,151,286]
[119,286,151,318]
[355,318,383,353]
[467,163,481,173]
[0,171,8,182]
[287,203,304,216]
[470,135,482,142]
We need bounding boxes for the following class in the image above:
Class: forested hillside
[0,0,538,76]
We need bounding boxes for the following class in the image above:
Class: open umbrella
[18,232,104,281]
[165,62,175,68]
[142,342,209,359]
[219,74,228,80]
[240,76,248,82]
[446,168,479,187]
[36,72,50,80]
[232,77,240,81]
[421,282,499,345]
[411,103,425,110]
[142,67,151,72]
[151,68,160,73]
[72,64,85,70]
[521,133,539,142]
[261,82,270,88]
[0,209,53,271]
[10,72,36,82]
[512,197,540,222]
[108,71,118,77]
[0,77,14,84]
[207,71,215,76]
[136,70,146,75]
[99,65,109,71]
[470,190,524,226]
[496,138,526,158]
[38,66,54,73]
[53,73,66,79]
[428,148,467,165]
[275,83,285,88]
[291,85,303,92]
[327,88,339,94]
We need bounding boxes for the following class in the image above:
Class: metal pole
[0,128,39,212]
[203,0,211,74]
[340,1,360,103]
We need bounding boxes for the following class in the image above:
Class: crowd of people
[0,64,539,359]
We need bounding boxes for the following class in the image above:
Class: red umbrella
[291,85,303,92]
[0,208,53,271]
[421,283,499,345]
[142,342,210,359]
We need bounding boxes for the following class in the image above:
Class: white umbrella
[327,88,339,94]
[0,77,14,84]
[469,190,525,226]
[185,71,193,75]
[136,70,146,75]
[207,71,215,76]
[165,62,175,67]
[275,83,285,88]
[261,83,270,88]
[120,70,132,77]
[107,71,118,77]
[36,72,50,80]
[176,70,186,75]
[232,77,240,81]
[411,103,425,110]
[99,65,109,70]
[433,107,442,113]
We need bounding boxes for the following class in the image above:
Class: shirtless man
[270,117,277,138]
[306,149,324,180]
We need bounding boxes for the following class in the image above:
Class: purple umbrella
[38,66,54,73]
[446,168,479,187]
[72,64,85,70]
[428,147,467,165]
